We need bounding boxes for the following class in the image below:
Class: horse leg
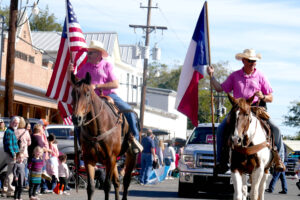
[258,172,269,200]
[241,174,248,200]
[111,163,120,200]
[122,152,137,200]
[104,159,114,200]
[231,171,243,200]
[250,168,264,200]
[85,162,96,200]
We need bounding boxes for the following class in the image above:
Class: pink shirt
[221,68,273,104]
[76,60,117,96]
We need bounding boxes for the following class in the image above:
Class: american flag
[46,0,87,124]
[58,101,73,125]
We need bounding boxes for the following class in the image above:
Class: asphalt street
[1,175,299,200]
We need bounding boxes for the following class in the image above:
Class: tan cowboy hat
[235,49,262,61]
[88,40,108,58]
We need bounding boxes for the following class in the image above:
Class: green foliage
[0,5,62,32]
[0,6,10,29]
[147,61,232,129]
[29,6,62,31]
[147,62,180,91]
[284,101,300,138]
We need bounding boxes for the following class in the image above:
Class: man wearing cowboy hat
[207,48,284,173]
[70,40,143,153]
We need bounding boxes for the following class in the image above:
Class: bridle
[236,109,258,147]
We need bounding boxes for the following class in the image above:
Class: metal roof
[284,140,300,151]
[31,31,62,52]
[119,45,139,65]
[31,31,118,57]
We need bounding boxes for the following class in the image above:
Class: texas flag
[175,2,209,127]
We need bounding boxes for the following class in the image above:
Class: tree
[0,5,62,32]
[284,101,300,139]
[30,6,62,31]
[0,6,10,30]
[147,62,180,90]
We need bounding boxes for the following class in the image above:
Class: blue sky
[2,0,300,136]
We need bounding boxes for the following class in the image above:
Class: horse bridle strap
[233,141,270,155]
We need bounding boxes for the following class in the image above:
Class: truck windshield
[188,127,217,144]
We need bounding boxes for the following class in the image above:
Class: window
[29,56,35,63]
[15,50,27,61]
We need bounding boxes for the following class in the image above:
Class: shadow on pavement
[125,190,179,198]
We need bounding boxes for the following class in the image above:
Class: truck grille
[196,153,214,168]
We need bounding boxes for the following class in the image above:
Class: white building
[31,31,187,139]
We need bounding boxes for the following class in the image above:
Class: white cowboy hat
[88,40,108,58]
[235,49,262,61]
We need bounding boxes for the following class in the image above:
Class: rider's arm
[67,63,75,87]
[206,66,224,92]
[255,91,273,103]
[95,79,119,90]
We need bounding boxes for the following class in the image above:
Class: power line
[158,7,187,49]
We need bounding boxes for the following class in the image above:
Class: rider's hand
[254,91,264,100]
[68,63,75,72]
[206,66,214,77]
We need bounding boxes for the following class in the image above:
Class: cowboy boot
[130,135,143,154]
[272,149,286,172]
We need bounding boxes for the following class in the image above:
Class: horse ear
[85,72,92,85]
[247,94,255,105]
[228,93,237,106]
[71,73,77,85]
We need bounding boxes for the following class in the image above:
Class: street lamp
[4,0,39,117]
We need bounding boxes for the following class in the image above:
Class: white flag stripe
[175,40,197,109]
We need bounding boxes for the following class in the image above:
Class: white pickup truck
[178,123,232,197]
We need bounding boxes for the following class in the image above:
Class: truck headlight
[182,154,195,168]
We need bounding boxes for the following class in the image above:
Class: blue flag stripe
[192,2,209,72]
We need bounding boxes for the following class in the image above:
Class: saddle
[99,95,142,155]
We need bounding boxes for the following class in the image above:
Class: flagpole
[65,0,78,192]
[205,1,217,170]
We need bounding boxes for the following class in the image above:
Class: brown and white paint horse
[228,94,272,200]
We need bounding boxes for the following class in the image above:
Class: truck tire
[178,181,196,197]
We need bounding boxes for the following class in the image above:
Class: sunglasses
[87,51,98,55]
[246,59,256,63]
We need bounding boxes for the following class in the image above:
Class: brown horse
[70,72,137,200]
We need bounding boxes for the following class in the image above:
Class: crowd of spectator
[1,117,70,200]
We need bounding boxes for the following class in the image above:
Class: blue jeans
[268,169,288,192]
[139,153,153,184]
[108,93,139,140]
[216,117,227,163]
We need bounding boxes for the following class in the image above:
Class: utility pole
[4,0,19,117]
[129,0,167,140]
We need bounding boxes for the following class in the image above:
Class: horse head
[71,72,95,126]
[228,94,255,147]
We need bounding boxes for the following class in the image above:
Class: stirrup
[131,138,143,154]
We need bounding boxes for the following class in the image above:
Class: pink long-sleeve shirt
[221,68,273,104]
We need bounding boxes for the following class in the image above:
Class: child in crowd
[28,146,44,200]
[46,134,59,191]
[12,152,26,200]
[58,154,70,195]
